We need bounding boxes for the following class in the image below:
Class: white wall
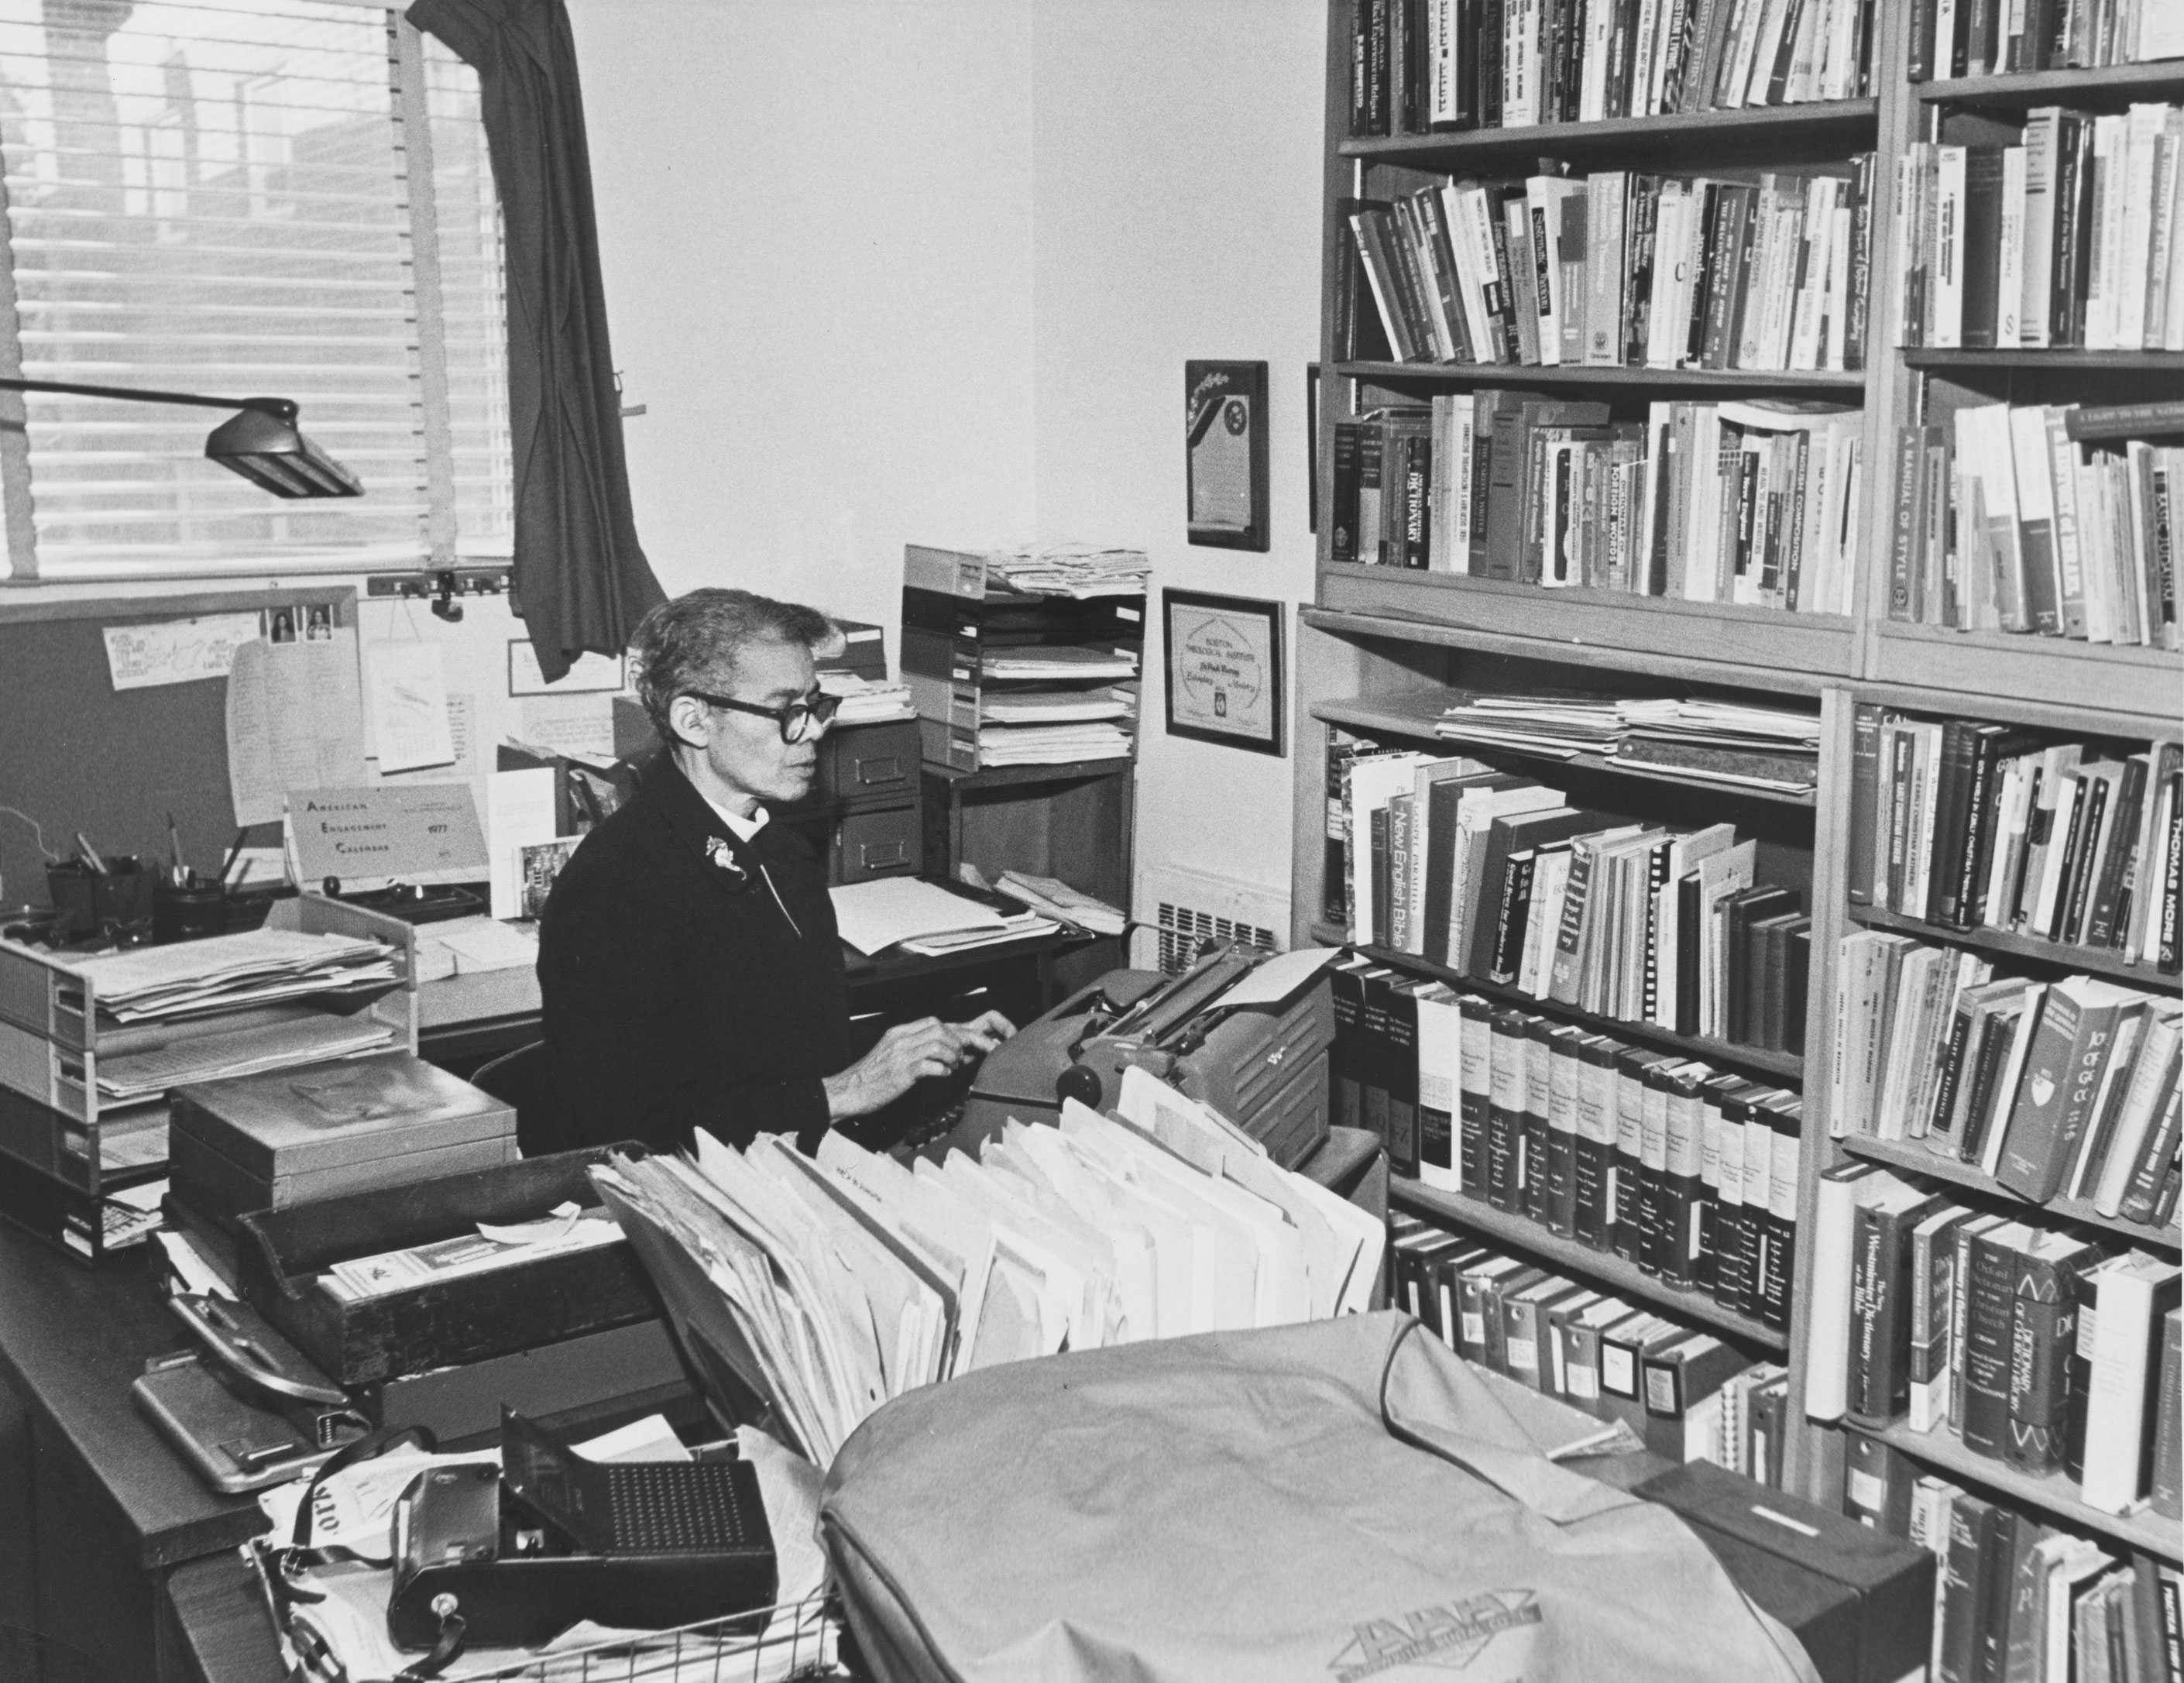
[572,0,1040,636]
[1028,0,1325,909]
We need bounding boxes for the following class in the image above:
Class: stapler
[131,1292,371,1494]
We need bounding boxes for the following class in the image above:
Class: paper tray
[236,1145,662,1386]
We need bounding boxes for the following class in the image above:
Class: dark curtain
[407,0,664,682]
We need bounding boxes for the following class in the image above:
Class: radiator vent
[1133,864,1289,975]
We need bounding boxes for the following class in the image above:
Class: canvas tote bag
[820,1310,1818,1683]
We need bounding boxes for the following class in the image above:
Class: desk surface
[0,1221,263,1570]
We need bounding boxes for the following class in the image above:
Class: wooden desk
[0,1225,263,1683]
[416,923,1094,1077]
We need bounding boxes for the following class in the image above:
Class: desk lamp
[0,376,363,497]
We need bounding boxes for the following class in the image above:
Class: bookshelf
[1301,0,2184,1592]
[1871,1417,2184,1561]
[1393,1177,1791,1352]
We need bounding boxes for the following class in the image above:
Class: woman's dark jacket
[530,754,847,1156]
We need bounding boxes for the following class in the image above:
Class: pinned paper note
[225,634,369,826]
[518,693,616,760]
[379,692,477,785]
[104,612,262,690]
[508,639,626,696]
[366,641,456,774]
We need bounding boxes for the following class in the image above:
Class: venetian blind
[0,0,511,580]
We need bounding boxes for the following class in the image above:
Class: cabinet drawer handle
[860,840,909,869]
[854,756,904,785]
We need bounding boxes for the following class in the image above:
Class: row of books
[1347,0,1873,137]
[1889,405,2182,649]
[1894,107,2184,353]
[1810,1157,2182,1513]
[1908,1486,2181,1683]
[1910,0,2184,78]
[1832,939,2181,1224]
[1338,960,1805,1329]
[1848,711,2182,967]
[1332,396,1864,614]
[1344,163,1873,372]
[1333,744,1811,1049]
[1389,1215,1795,1477]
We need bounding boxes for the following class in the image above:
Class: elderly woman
[530,587,1009,1156]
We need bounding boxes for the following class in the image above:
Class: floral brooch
[703,835,749,884]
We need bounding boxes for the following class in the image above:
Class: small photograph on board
[1185,359,1269,551]
[519,837,581,918]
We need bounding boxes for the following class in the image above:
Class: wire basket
[423,1594,843,1683]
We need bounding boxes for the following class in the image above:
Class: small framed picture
[1162,589,1284,757]
[1184,359,1269,551]
[508,640,627,696]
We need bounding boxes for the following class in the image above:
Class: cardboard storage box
[1639,1460,1933,1683]
[170,1050,516,1234]
[235,1145,661,1386]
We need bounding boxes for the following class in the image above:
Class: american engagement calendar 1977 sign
[1162,589,1285,756]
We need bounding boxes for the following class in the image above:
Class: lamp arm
[0,376,296,422]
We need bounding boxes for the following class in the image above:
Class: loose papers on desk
[828,878,1017,956]
[69,929,398,1022]
[980,543,1152,599]
[94,1014,397,1101]
[991,871,1126,936]
[589,1073,1383,1467]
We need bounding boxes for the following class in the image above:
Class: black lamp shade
[204,407,364,499]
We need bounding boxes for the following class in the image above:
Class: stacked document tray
[901,544,1145,773]
[0,894,414,1261]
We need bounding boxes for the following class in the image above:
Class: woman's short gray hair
[630,588,837,733]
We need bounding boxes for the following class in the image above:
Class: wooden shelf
[1863,624,2184,730]
[1310,694,1819,808]
[920,756,1135,789]
[1846,904,2182,992]
[1857,1419,2184,1561]
[1914,61,2184,109]
[1339,99,1879,168]
[1311,922,1806,1081]
[1339,359,1867,393]
[1904,349,2184,373]
[1392,1176,1791,1352]
[1838,1134,2182,1253]
[1303,596,1858,692]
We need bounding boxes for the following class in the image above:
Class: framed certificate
[1162,589,1284,757]
[1184,360,1269,551]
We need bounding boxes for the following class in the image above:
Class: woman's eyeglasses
[684,687,842,744]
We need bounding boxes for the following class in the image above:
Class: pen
[73,831,107,874]
[218,826,249,888]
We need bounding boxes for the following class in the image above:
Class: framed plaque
[1184,360,1269,551]
[1162,589,1284,756]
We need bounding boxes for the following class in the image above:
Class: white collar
[699,792,769,843]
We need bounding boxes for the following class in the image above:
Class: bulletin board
[0,586,355,908]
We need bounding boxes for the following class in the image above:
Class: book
[2081,1252,2183,1513]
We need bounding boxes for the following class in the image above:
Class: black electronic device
[386,1409,777,1651]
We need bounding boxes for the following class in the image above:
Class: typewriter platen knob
[1055,1061,1104,1111]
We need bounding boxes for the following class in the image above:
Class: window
[0,0,511,582]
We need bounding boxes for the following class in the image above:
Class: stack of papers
[829,878,1049,957]
[994,871,1127,936]
[71,929,400,1023]
[816,671,916,723]
[94,1015,398,1101]
[973,723,1135,764]
[591,1066,1383,1465]
[1434,693,1821,792]
[983,544,1151,599]
[321,1202,622,1301]
[412,915,539,984]
[980,645,1138,681]
[896,910,1058,957]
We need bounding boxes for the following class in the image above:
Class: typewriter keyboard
[604,1463,752,1552]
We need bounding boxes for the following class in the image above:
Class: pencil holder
[46,856,156,941]
[153,875,226,943]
